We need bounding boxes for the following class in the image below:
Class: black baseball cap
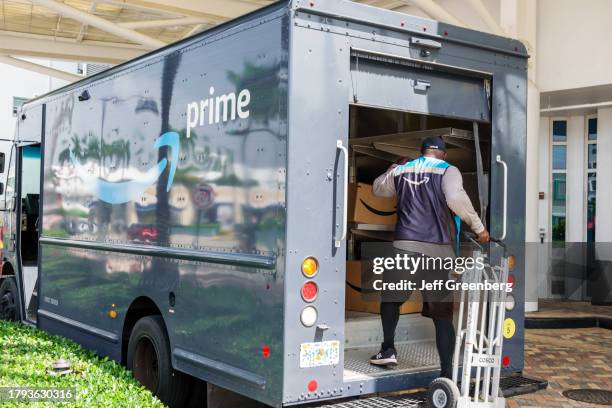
[420,136,446,153]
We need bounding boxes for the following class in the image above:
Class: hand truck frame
[427,235,510,408]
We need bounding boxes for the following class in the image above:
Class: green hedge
[0,320,165,407]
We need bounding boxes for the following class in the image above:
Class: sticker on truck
[299,340,340,368]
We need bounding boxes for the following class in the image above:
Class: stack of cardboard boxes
[346,183,422,314]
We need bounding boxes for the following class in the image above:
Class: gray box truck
[0,0,528,406]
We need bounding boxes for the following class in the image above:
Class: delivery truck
[0,0,529,406]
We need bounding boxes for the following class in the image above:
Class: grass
[0,320,165,407]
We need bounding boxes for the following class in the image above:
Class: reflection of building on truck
[0,0,527,407]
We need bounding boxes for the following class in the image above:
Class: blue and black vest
[392,156,452,244]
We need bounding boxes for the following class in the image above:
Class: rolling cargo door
[349,49,491,123]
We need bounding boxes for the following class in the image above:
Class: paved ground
[508,327,612,407]
[316,326,612,407]
[526,299,612,320]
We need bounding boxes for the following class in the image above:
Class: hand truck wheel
[427,377,459,408]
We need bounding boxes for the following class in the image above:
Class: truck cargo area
[343,105,491,383]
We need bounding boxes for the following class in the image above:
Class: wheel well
[122,296,164,365]
[1,262,14,277]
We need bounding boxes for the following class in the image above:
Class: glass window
[552,215,566,242]
[587,173,596,242]
[21,146,41,198]
[588,118,597,141]
[553,120,567,142]
[552,173,566,203]
[552,173,566,242]
[552,145,567,170]
[551,119,568,243]
[588,144,597,170]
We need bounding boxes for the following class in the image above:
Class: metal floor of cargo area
[344,340,439,380]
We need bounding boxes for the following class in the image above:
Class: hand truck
[427,235,510,408]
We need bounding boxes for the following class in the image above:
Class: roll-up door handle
[413,79,431,92]
[410,37,442,49]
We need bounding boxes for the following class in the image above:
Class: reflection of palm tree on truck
[58,134,131,176]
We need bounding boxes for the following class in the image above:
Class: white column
[566,116,587,300]
[565,116,585,242]
[537,118,549,240]
[537,117,550,298]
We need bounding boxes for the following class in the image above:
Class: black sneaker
[369,347,398,366]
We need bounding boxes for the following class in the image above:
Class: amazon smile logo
[403,176,430,186]
[70,131,180,204]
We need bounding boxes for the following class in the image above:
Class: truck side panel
[38,9,289,406]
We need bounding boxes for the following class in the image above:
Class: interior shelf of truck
[349,127,486,162]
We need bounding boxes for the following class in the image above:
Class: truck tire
[127,315,192,407]
[0,277,21,322]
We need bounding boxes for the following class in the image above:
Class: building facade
[534,1,611,304]
[0,59,79,139]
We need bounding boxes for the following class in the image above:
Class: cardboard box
[348,183,397,225]
[345,261,422,314]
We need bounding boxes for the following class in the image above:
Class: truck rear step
[312,375,547,407]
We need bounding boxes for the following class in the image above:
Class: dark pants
[379,250,456,379]
[381,302,455,378]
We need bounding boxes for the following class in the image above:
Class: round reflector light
[301,281,318,302]
[505,294,515,311]
[507,255,516,271]
[502,356,510,367]
[307,380,318,393]
[300,306,318,327]
[302,257,319,278]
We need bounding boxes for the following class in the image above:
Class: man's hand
[394,157,410,165]
[477,229,490,243]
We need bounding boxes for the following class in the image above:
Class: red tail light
[301,281,318,303]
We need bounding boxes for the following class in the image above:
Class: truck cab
[0,116,42,324]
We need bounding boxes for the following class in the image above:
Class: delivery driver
[369,136,489,379]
